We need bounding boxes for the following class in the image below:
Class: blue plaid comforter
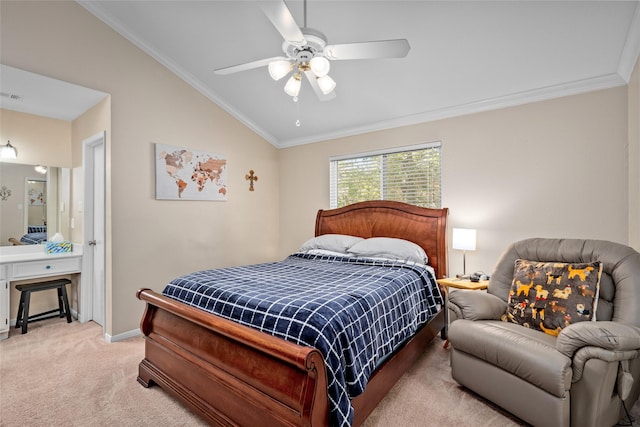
[163,253,443,426]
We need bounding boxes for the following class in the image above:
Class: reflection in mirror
[1,64,109,249]
[24,177,47,243]
[0,163,70,246]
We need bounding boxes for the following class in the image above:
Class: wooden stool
[15,279,72,334]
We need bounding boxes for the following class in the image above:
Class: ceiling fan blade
[261,1,306,47]
[324,39,411,60]
[214,56,288,75]
[304,71,336,102]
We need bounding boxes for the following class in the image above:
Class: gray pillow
[347,237,428,265]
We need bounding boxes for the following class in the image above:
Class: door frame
[79,131,106,329]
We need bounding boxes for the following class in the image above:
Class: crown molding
[276,73,627,148]
[617,1,640,82]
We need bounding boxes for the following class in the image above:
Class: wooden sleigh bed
[137,200,448,426]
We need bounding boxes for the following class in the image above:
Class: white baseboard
[105,328,141,343]
[9,311,141,343]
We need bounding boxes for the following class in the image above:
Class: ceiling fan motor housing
[283,28,328,63]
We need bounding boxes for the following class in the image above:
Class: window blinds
[330,142,441,209]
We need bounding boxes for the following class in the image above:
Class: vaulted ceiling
[4,1,640,149]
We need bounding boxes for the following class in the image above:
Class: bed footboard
[136,288,330,427]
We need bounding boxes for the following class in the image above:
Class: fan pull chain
[294,96,301,127]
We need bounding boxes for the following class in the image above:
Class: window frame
[329,141,442,209]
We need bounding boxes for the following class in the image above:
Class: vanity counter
[0,244,83,339]
[0,244,83,264]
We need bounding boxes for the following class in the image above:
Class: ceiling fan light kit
[284,73,302,97]
[270,29,335,98]
[268,60,293,81]
[317,75,336,95]
[214,0,410,102]
[309,56,330,77]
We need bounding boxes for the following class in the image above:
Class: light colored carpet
[0,318,636,426]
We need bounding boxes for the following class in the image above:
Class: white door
[81,132,106,328]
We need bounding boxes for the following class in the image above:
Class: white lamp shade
[452,228,476,251]
[284,74,302,97]
[0,141,17,160]
[316,75,336,95]
[268,60,292,81]
[309,56,330,77]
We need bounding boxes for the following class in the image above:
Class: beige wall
[629,56,640,251]
[1,1,635,337]
[0,109,72,167]
[279,87,629,277]
[2,1,280,337]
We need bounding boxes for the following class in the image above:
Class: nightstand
[437,277,489,291]
[437,277,489,346]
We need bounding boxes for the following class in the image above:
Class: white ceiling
[6,1,640,148]
[0,64,108,121]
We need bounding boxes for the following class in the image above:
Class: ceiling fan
[214,0,411,101]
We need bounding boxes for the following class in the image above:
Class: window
[329,142,441,209]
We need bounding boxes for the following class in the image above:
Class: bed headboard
[315,200,448,279]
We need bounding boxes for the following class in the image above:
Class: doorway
[80,132,106,330]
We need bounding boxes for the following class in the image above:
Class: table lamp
[452,228,476,279]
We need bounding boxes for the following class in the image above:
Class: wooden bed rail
[137,288,330,426]
[137,288,316,368]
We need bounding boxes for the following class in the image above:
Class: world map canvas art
[155,143,228,201]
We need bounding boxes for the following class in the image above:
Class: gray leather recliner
[447,238,640,427]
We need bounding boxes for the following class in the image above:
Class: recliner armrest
[557,321,640,358]
[557,322,640,389]
[447,288,507,321]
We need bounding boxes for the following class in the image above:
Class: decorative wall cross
[245,169,258,191]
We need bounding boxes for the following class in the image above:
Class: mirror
[0,64,107,248]
[0,163,70,246]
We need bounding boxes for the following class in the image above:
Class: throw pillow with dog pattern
[502,259,602,336]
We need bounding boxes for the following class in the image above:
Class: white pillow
[347,237,428,265]
[304,249,354,257]
[299,234,364,254]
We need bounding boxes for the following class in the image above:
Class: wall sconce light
[35,165,48,174]
[0,140,18,160]
[452,228,476,279]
